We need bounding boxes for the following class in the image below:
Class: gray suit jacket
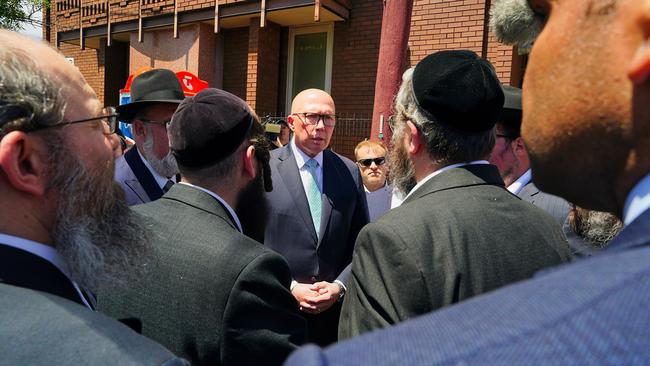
[99,183,306,366]
[519,181,596,257]
[339,164,573,339]
[0,283,186,366]
[285,208,650,366]
[264,145,369,284]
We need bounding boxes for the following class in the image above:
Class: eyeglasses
[138,117,172,129]
[294,113,337,127]
[39,106,119,136]
[357,157,386,167]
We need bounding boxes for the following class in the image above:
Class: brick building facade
[46,0,523,158]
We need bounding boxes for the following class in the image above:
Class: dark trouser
[303,301,342,346]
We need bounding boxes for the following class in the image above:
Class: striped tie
[305,159,322,238]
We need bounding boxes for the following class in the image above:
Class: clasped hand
[291,281,340,315]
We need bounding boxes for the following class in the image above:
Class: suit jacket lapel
[277,146,318,241]
[123,148,164,201]
[161,183,239,232]
[319,150,339,246]
[403,164,505,204]
[0,244,85,306]
[518,181,540,200]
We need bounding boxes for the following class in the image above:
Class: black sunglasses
[357,157,386,167]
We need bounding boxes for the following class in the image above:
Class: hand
[291,283,321,314]
[302,281,341,314]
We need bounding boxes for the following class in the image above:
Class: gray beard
[388,130,417,197]
[142,133,179,178]
[49,142,151,291]
[572,208,624,248]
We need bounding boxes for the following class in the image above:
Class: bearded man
[338,50,572,339]
[99,88,306,366]
[0,30,186,365]
[286,0,650,364]
[115,68,183,205]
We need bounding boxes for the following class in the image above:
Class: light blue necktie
[305,159,322,238]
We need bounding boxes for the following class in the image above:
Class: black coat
[339,164,573,339]
[99,183,306,366]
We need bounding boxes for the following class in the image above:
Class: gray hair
[0,47,65,136]
[489,0,543,52]
[393,68,495,166]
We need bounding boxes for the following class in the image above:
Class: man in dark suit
[489,85,595,257]
[0,30,185,365]
[284,0,650,363]
[99,88,306,365]
[114,68,184,205]
[264,89,369,345]
[338,50,572,339]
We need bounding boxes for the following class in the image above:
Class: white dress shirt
[179,182,243,233]
[0,233,92,309]
[507,169,532,195]
[403,160,490,201]
[290,137,324,193]
[623,173,650,225]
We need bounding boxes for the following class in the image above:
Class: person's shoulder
[288,243,650,365]
[0,284,187,365]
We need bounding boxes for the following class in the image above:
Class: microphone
[489,0,543,52]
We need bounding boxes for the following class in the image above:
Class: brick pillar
[130,24,216,86]
[246,18,281,115]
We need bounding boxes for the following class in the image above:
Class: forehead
[293,91,335,113]
[358,145,386,158]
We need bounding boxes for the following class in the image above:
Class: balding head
[288,89,336,157]
[0,30,101,123]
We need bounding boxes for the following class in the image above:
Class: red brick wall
[408,0,515,82]
[329,0,383,157]
[252,21,281,116]
[57,42,107,105]
[222,27,249,101]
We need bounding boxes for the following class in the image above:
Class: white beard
[142,132,179,178]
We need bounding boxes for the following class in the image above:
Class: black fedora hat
[117,69,185,123]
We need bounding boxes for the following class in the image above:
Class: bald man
[264,89,369,346]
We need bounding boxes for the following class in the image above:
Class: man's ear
[243,145,257,180]
[628,1,650,84]
[287,115,295,131]
[512,136,528,156]
[406,120,422,155]
[132,120,147,138]
[0,132,49,196]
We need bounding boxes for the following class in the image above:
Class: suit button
[310,276,318,282]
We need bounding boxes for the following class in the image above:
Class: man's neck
[181,178,239,209]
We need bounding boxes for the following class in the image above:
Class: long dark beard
[388,130,417,196]
[47,137,151,291]
[235,172,269,243]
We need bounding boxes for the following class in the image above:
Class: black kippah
[168,88,253,169]
[412,50,504,134]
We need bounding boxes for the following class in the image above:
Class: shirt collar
[0,233,71,277]
[623,173,650,225]
[507,169,532,195]
[290,137,323,169]
[137,148,171,189]
[404,160,489,201]
[178,182,243,233]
